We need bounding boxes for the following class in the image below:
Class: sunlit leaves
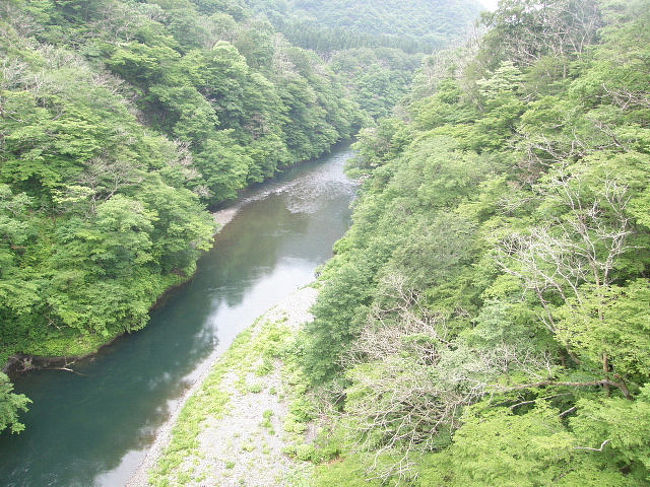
[0,373,31,435]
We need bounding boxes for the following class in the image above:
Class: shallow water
[0,144,357,487]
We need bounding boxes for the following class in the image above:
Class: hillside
[294,0,650,484]
[0,0,360,434]
[247,0,484,120]
[3,0,649,485]
[250,0,483,53]
[126,1,650,485]
[0,0,479,436]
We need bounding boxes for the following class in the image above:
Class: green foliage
[301,260,373,383]
[194,132,250,202]
[299,0,650,484]
[444,404,576,486]
[0,0,376,433]
[570,386,650,480]
[246,0,483,123]
[555,281,650,381]
[250,0,482,54]
[331,48,423,120]
[0,373,31,435]
[311,454,383,487]
[419,403,636,487]
[350,118,411,173]
[3,0,478,439]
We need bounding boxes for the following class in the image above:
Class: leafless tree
[498,172,632,311]
[485,0,602,71]
[336,273,553,481]
[497,169,634,394]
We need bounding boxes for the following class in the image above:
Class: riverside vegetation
[0,0,480,437]
[4,0,650,485]
[293,0,650,485]
[144,287,320,487]
[145,1,650,485]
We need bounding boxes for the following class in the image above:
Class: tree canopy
[298,0,650,484]
[0,0,483,436]
[0,0,365,433]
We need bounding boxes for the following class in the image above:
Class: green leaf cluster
[249,0,482,54]
[299,0,650,484]
[0,0,367,433]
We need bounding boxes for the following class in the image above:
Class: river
[0,143,357,487]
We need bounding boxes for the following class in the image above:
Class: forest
[249,0,481,54]
[0,0,480,436]
[3,0,650,485]
[295,0,650,484]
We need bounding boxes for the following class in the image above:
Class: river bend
[0,144,356,487]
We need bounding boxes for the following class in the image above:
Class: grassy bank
[131,288,411,487]
[134,287,319,487]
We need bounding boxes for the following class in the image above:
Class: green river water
[0,144,356,486]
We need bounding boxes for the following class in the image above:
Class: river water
[0,144,357,486]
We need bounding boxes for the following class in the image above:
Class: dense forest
[249,0,481,53]
[8,0,649,484]
[247,0,481,120]
[294,0,650,485]
[0,0,481,436]
[0,0,354,434]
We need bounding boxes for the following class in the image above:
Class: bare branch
[575,439,611,452]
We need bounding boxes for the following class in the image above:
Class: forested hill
[249,0,482,54]
[294,0,650,485]
[0,0,480,434]
[244,0,484,121]
[0,0,360,433]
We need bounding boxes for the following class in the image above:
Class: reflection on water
[0,145,357,487]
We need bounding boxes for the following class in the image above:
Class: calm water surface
[0,144,357,486]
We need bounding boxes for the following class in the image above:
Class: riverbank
[2,206,241,378]
[1,140,352,378]
[0,143,357,486]
[128,285,319,487]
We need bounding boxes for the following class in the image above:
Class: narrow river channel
[0,143,357,487]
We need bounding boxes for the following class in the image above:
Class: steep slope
[248,0,484,120]
[250,0,483,53]
[295,0,650,485]
[0,0,359,433]
[0,0,480,435]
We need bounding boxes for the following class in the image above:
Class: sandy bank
[127,286,318,487]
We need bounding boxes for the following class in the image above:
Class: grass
[146,286,397,487]
[261,409,275,431]
[148,316,295,486]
